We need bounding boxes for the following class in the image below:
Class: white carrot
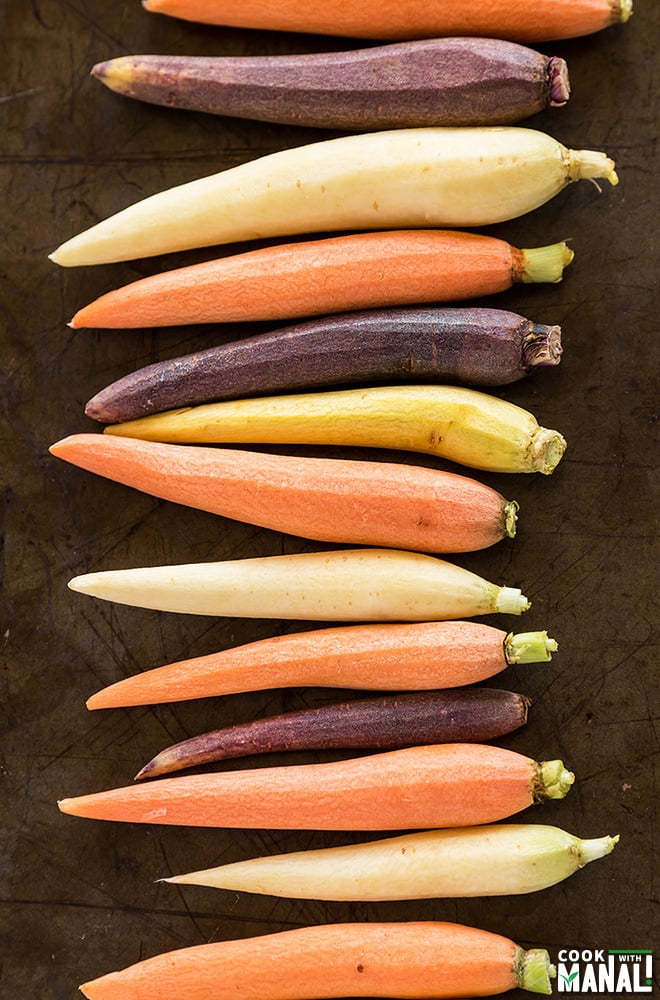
[68,548,530,621]
[164,825,619,900]
[50,127,617,266]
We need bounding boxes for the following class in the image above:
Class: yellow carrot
[105,384,567,475]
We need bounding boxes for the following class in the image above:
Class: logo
[557,949,654,993]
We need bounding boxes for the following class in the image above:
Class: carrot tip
[581,833,620,864]
[549,57,570,108]
[521,241,574,285]
[535,759,575,801]
[134,762,156,781]
[504,500,519,539]
[620,0,633,23]
[519,948,556,994]
[569,149,617,186]
[494,587,529,615]
[522,324,562,371]
[530,427,566,475]
[506,630,558,664]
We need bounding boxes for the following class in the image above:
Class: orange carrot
[58,744,574,829]
[143,0,632,43]
[69,230,570,329]
[79,921,556,999]
[86,621,556,709]
[49,435,519,554]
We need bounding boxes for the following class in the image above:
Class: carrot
[143,0,632,43]
[92,39,570,129]
[104,385,567,476]
[79,921,556,999]
[164,825,618,900]
[49,436,520,554]
[85,306,563,423]
[86,621,557,709]
[50,128,616,267]
[135,689,532,779]
[58,744,574,829]
[67,548,532,621]
[68,231,572,329]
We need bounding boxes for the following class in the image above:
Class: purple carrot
[135,689,531,780]
[85,306,561,424]
[92,38,569,130]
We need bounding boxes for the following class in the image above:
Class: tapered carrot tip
[91,59,133,95]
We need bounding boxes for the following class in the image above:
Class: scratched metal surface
[1,2,658,997]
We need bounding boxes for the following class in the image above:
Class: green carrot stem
[505,631,558,664]
[518,948,557,995]
[579,834,620,865]
[535,760,575,801]
[521,242,574,283]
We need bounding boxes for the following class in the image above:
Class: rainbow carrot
[85,306,563,423]
[87,621,557,709]
[68,231,572,329]
[50,436,520,553]
[136,689,531,779]
[79,921,556,999]
[58,744,574,829]
[104,385,567,476]
[50,128,616,267]
[164,825,618,900]
[143,0,632,44]
[67,548,532,621]
[93,39,570,129]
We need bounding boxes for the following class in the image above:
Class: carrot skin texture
[143,0,631,43]
[49,436,517,554]
[86,621,527,709]
[70,231,527,330]
[137,689,531,778]
[79,921,531,1000]
[84,306,562,423]
[58,744,559,829]
[93,39,569,129]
